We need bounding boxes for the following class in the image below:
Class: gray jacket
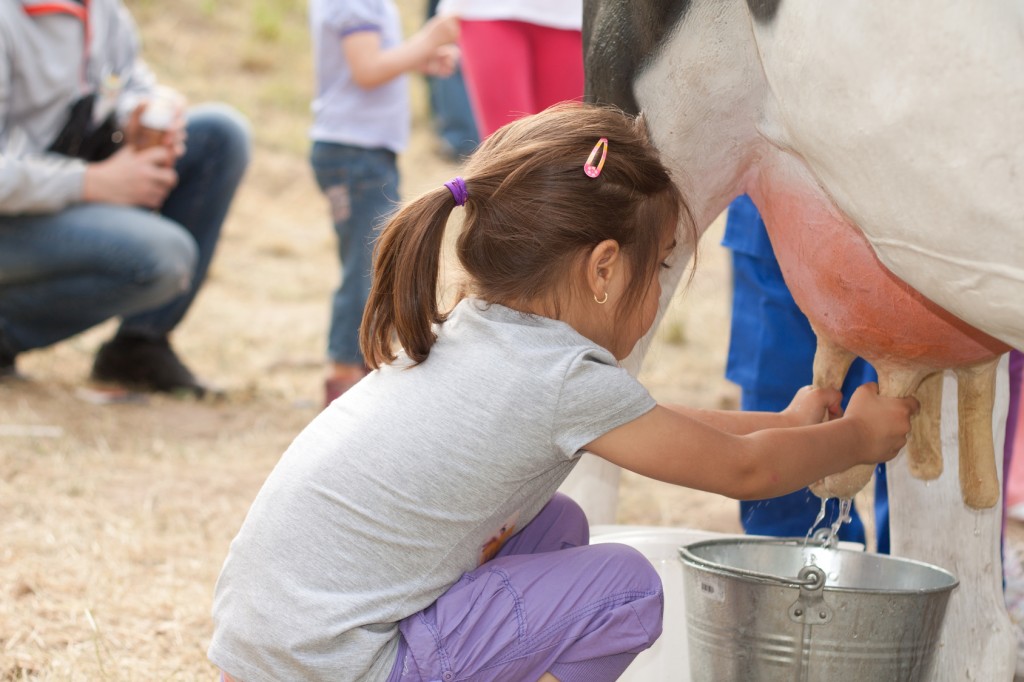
[0,0,158,214]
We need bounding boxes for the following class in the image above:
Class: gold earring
[594,292,608,304]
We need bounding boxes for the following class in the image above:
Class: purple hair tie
[444,177,468,206]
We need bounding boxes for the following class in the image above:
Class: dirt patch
[2,1,1020,679]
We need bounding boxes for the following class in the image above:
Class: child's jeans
[388,494,664,682]
[309,141,398,367]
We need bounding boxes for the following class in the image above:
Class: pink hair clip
[583,137,608,178]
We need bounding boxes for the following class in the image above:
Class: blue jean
[426,0,479,158]
[390,494,664,682]
[428,68,479,158]
[0,104,250,353]
[310,142,399,365]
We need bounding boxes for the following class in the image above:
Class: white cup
[136,86,180,150]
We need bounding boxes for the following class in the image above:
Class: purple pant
[388,494,664,682]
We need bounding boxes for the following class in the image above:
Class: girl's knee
[613,545,665,645]
[590,542,664,595]
[584,543,664,647]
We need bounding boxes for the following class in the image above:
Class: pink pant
[458,19,584,138]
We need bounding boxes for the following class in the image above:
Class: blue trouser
[0,104,250,352]
[390,494,664,682]
[724,195,890,553]
[426,0,479,158]
[427,69,480,158]
[310,142,399,366]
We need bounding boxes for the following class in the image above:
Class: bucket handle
[789,565,833,625]
[677,547,825,590]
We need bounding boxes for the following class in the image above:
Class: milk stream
[804,497,853,549]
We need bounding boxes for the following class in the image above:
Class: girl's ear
[586,239,621,300]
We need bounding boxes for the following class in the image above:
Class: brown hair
[361,102,695,368]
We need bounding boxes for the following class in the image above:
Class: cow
[573,1,1024,679]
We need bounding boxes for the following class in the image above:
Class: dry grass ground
[2,0,1020,679]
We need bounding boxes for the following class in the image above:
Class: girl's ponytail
[360,186,458,368]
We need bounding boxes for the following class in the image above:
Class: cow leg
[888,355,1016,682]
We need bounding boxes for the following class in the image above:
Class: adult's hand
[123,96,188,167]
[82,144,179,209]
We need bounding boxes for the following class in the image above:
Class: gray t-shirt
[208,299,656,681]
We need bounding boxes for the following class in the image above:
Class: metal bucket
[678,538,958,682]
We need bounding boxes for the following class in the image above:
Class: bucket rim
[677,536,959,595]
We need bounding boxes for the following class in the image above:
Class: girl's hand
[844,382,920,462]
[782,385,843,427]
[420,44,459,78]
[422,14,460,47]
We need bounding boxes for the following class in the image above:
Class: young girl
[209,103,918,682]
[309,0,459,405]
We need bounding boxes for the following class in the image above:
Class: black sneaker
[0,354,16,379]
[0,328,19,380]
[91,335,207,398]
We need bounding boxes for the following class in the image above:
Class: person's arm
[0,94,179,213]
[0,2,177,214]
[0,24,85,214]
[585,383,917,500]
[343,14,458,89]
[103,7,187,169]
[104,1,159,126]
[663,384,839,435]
[0,153,88,216]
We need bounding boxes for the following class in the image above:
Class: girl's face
[611,234,677,359]
[557,229,678,361]
[585,230,676,360]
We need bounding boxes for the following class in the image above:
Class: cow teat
[808,333,1002,509]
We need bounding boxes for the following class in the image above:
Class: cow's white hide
[568,1,1024,679]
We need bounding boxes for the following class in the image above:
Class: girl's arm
[663,385,843,435]
[344,15,458,89]
[585,384,917,501]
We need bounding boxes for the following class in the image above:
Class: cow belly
[751,160,1010,510]
[749,169,1009,372]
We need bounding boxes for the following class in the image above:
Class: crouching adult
[0,0,250,396]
